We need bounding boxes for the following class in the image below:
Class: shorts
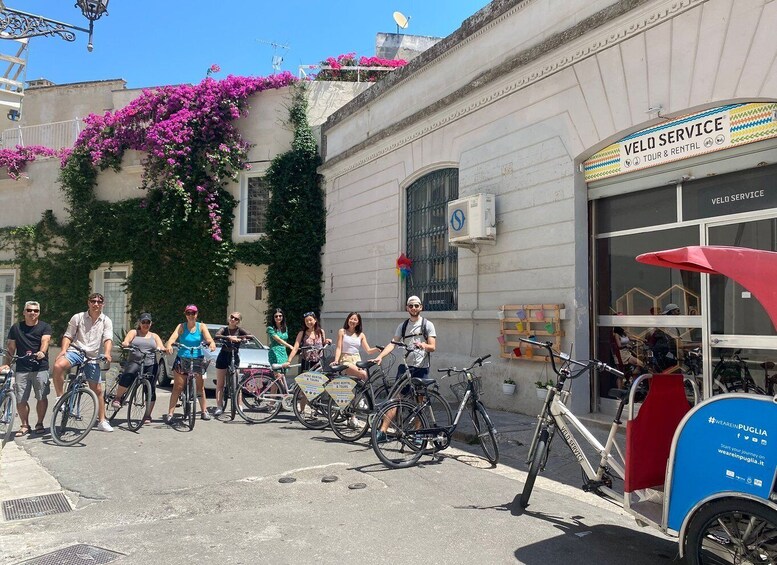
[15,370,50,402]
[173,356,207,375]
[64,349,103,382]
[396,364,428,396]
[340,353,360,366]
[117,362,158,402]
[215,349,239,370]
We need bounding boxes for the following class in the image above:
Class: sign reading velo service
[584,103,777,182]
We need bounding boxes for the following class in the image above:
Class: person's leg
[14,371,31,431]
[85,363,107,423]
[51,356,73,397]
[167,370,185,417]
[196,374,208,414]
[215,367,226,410]
[33,371,49,431]
[344,364,367,381]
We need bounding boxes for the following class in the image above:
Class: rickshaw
[517,246,777,564]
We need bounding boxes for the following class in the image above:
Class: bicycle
[50,349,104,446]
[104,345,164,431]
[514,338,625,508]
[0,350,36,448]
[369,354,492,469]
[214,334,254,421]
[290,344,340,429]
[234,362,299,424]
[172,343,207,430]
[711,348,767,395]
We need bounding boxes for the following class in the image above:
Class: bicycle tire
[51,387,99,447]
[126,379,152,431]
[371,399,427,469]
[104,378,121,422]
[472,401,499,465]
[228,369,237,421]
[328,384,372,442]
[518,427,548,508]
[0,391,16,448]
[186,377,196,430]
[292,385,329,430]
[236,373,282,423]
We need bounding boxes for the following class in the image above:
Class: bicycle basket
[179,357,206,375]
[450,373,480,403]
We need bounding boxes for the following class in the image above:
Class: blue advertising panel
[667,395,777,531]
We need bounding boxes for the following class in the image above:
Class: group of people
[1,292,438,437]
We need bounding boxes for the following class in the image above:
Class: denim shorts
[64,349,103,382]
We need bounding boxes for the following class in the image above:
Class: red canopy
[636,246,777,330]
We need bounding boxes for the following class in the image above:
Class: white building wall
[319,0,777,414]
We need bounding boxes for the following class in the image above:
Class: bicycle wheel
[126,379,152,431]
[684,497,777,564]
[51,387,99,447]
[371,399,427,469]
[518,427,548,508]
[328,384,372,442]
[227,369,237,421]
[185,377,196,430]
[0,391,16,448]
[292,386,329,430]
[236,373,282,423]
[471,401,499,465]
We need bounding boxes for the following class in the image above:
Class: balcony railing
[1,118,81,151]
[298,64,399,82]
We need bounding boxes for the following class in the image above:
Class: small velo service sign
[295,371,328,401]
[325,377,357,409]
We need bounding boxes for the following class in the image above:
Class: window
[243,175,270,235]
[0,271,15,342]
[92,265,130,335]
[406,168,458,311]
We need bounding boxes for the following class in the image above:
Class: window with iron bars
[406,168,458,311]
[245,176,270,234]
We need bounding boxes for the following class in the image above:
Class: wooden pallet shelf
[499,303,565,362]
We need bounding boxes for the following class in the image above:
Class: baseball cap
[138,312,152,322]
[662,303,680,314]
[184,304,198,313]
[406,295,422,306]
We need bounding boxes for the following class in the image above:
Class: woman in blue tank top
[163,304,216,424]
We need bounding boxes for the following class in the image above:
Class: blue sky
[9,1,490,88]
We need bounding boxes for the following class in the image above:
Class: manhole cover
[348,483,367,490]
[2,493,71,521]
[278,477,296,484]
[321,475,338,483]
[13,543,124,564]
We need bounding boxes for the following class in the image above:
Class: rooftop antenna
[256,39,291,73]
[393,11,410,34]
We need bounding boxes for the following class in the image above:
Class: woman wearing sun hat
[164,305,217,423]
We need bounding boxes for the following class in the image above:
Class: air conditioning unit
[447,193,496,245]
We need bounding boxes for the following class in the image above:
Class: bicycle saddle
[410,377,436,389]
[326,363,348,374]
[356,361,376,369]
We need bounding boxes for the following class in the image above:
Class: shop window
[406,168,458,311]
[242,175,270,235]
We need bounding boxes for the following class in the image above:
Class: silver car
[158,323,271,390]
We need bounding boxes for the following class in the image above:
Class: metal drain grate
[13,543,124,565]
[2,492,71,521]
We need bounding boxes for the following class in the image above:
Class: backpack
[401,317,431,361]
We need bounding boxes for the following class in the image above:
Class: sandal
[33,423,45,434]
[142,416,153,425]
[15,425,30,437]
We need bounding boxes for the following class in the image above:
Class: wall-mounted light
[0,0,109,50]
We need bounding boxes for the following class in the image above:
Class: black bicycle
[370,354,496,468]
[51,349,104,446]
[104,345,164,431]
[214,335,253,421]
[173,344,206,431]
[0,350,36,447]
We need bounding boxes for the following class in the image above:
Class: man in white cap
[373,295,436,377]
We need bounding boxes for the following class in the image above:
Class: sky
[6,1,491,89]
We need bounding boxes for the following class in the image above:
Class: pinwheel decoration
[396,254,413,279]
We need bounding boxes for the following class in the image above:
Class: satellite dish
[393,11,410,32]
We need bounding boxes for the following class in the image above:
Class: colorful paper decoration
[512,347,522,357]
[516,309,526,320]
[525,345,534,359]
[395,254,413,279]
[515,322,523,331]
[497,335,505,345]
[545,322,554,334]
[534,310,544,320]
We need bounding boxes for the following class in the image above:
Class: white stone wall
[319,0,777,414]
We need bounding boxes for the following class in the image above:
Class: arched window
[406,168,458,311]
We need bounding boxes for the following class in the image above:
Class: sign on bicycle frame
[295,371,328,401]
[325,377,357,409]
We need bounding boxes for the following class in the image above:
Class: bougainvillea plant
[0,145,61,179]
[315,52,407,82]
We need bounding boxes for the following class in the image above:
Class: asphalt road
[0,387,680,565]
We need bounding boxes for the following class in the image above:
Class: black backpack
[401,317,431,361]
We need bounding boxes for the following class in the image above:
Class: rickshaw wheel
[684,497,777,564]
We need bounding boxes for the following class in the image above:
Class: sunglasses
[185,311,197,315]
[25,308,39,313]
[89,299,104,304]
[229,315,241,321]
[303,311,315,318]
[140,320,152,325]
[274,314,283,318]
[407,304,422,309]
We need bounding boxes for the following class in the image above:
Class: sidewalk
[0,441,62,503]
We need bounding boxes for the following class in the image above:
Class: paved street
[0,387,680,565]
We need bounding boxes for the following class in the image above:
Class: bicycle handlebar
[437,354,492,375]
[518,337,623,378]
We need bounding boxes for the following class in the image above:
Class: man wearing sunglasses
[0,301,52,436]
[52,292,114,432]
[373,295,436,377]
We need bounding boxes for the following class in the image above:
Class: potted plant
[535,379,553,400]
[502,378,516,395]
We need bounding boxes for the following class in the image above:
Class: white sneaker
[97,420,113,432]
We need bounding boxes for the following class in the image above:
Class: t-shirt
[7,321,53,371]
[64,311,113,358]
[393,317,436,368]
[215,326,249,351]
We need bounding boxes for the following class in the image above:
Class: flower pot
[536,387,547,400]
[502,383,516,395]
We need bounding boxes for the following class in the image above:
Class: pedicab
[627,245,777,563]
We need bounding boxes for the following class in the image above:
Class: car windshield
[207,325,267,349]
